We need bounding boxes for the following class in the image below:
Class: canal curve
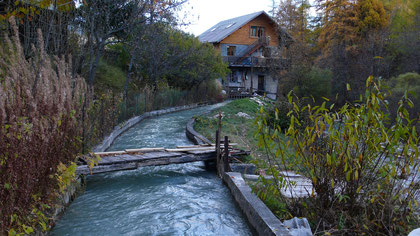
[51,103,252,236]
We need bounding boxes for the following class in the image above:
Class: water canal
[51,103,252,236]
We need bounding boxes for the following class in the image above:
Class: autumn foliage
[255,78,420,234]
[0,19,85,234]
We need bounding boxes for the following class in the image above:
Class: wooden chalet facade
[199,11,292,99]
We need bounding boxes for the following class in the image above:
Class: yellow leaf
[366,75,373,88]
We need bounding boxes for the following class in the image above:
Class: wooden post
[224,136,231,173]
[250,66,254,94]
[216,111,223,177]
[215,129,220,176]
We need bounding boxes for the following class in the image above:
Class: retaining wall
[224,172,293,236]
[36,176,85,235]
[94,104,206,152]
[185,118,212,145]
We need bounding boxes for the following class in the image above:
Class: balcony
[222,56,290,69]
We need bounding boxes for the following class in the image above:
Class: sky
[178,0,277,36]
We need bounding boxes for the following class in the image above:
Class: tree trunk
[88,42,104,86]
[124,54,135,103]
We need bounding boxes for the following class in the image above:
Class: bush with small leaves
[255,77,420,234]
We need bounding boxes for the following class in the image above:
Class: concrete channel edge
[186,117,212,145]
[223,172,293,236]
[94,103,207,152]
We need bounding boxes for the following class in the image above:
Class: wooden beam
[94,151,126,156]
[176,144,215,148]
[76,153,215,175]
[165,147,215,152]
[125,147,165,153]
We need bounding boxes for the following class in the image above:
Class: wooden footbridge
[76,143,247,175]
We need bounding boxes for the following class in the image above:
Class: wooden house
[199,11,292,99]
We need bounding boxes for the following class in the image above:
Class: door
[258,75,264,92]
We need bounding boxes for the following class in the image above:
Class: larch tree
[315,0,388,103]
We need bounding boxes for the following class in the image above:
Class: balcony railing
[222,56,290,69]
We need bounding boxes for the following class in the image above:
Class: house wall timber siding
[220,44,248,57]
[220,14,279,46]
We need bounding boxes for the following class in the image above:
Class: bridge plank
[100,156,127,165]
[166,147,215,152]
[76,163,137,175]
[176,144,215,148]
[94,151,126,156]
[140,151,183,159]
[125,147,165,153]
[76,153,216,175]
[118,154,145,162]
[187,150,216,155]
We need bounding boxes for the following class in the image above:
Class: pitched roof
[198,11,280,43]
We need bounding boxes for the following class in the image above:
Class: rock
[409,228,420,236]
[283,217,312,236]
[212,112,225,119]
[236,112,251,119]
[250,97,265,106]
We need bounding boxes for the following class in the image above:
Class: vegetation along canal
[51,103,252,236]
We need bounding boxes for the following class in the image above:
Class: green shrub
[387,72,420,129]
[389,72,420,94]
[281,66,332,103]
[95,59,126,91]
[256,77,420,234]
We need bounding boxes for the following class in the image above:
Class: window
[230,71,238,83]
[227,46,236,56]
[250,26,265,38]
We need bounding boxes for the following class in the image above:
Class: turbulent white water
[51,103,252,236]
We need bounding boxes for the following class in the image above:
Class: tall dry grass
[0,18,86,233]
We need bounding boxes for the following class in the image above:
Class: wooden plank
[94,151,126,156]
[76,163,137,175]
[118,154,145,162]
[99,155,128,165]
[187,150,216,155]
[136,153,214,168]
[209,143,238,146]
[176,144,215,148]
[125,148,165,153]
[97,157,114,164]
[76,153,217,175]
[139,151,182,159]
[166,147,215,152]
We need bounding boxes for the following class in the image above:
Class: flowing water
[51,103,252,236]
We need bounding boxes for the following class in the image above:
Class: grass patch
[194,98,269,162]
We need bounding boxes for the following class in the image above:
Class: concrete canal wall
[94,103,207,152]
